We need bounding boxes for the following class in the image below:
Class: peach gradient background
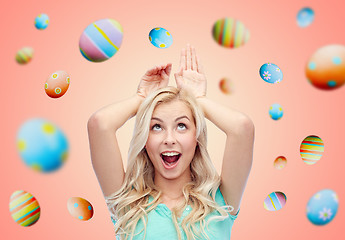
[2,0,344,238]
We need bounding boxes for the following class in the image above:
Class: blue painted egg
[34,13,49,30]
[16,118,69,172]
[149,27,173,49]
[306,189,338,225]
[297,7,314,28]
[259,63,283,84]
[269,103,283,120]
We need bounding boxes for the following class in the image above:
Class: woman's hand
[137,63,172,99]
[174,44,207,98]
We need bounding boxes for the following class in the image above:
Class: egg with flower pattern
[260,63,283,84]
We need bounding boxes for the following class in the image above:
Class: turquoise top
[112,188,238,240]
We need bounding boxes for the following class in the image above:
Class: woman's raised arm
[88,63,171,197]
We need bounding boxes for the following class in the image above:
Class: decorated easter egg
[306,45,345,90]
[219,78,233,94]
[16,47,34,64]
[297,7,314,28]
[79,18,123,62]
[149,27,173,49]
[264,191,287,211]
[300,135,324,165]
[269,103,283,120]
[35,13,49,30]
[306,189,338,225]
[260,63,283,84]
[212,18,250,48]
[274,156,287,170]
[45,70,70,98]
[9,190,40,226]
[17,118,69,172]
[67,197,94,221]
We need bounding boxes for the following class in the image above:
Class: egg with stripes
[9,190,40,226]
[212,18,250,48]
[79,18,123,62]
[264,191,287,211]
[15,47,34,64]
[300,135,324,165]
[67,197,94,221]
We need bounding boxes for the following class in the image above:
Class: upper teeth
[162,152,179,156]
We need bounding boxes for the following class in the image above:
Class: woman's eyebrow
[151,116,190,122]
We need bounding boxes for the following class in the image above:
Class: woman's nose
[163,130,176,145]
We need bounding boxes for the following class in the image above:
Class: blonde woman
[87,44,254,240]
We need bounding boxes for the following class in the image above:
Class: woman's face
[145,99,197,182]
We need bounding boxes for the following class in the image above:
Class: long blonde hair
[106,86,233,240]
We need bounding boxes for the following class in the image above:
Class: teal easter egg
[16,118,69,172]
[260,63,283,84]
[149,27,173,49]
[269,103,283,120]
[297,7,314,28]
[35,13,49,30]
[79,18,123,62]
[306,189,338,225]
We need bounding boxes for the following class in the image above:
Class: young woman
[87,45,255,240]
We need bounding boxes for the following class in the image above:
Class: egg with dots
[17,118,69,173]
[34,13,49,30]
[45,71,70,98]
[16,47,34,64]
[212,18,250,48]
[149,27,173,49]
[300,135,324,165]
[219,78,233,94]
[306,189,338,225]
[79,18,123,62]
[269,103,283,120]
[67,197,94,221]
[306,45,345,90]
[264,191,287,211]
[274,156,287,170]
[9,190,40,227]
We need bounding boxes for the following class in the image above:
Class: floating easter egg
[260,63,283,84]
[34,13,49,30]
[264,191,287,211]
[297,7,314,28]
[149,27,173,49]
[274,156,287,170]
[17,118,69,172]
[67,197,94,221]
[306,45,345,90]
[212,18,250,48]
[9,190,40,226]
[15,47,34,64]
[269,103,283,120]
[219,78,233,94]
[45,70,70,98]
[300,135,324,165]
[79,18,123,62]
[306,189,338,225]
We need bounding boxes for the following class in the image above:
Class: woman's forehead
[152,100,193,119]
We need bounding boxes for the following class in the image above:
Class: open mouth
[161,153,181,168]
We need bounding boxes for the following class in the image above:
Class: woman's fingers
[165,63,172,76]
[180,48,186,70]
[191,45,197,71]
[197,56,204,74]
[186,44,191,70]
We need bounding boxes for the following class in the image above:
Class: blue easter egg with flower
[16,118,69,173]
[269,103,283,120]
[149,27,173,49]
[306,189,338,225]
[35,13,50,30]
[259,63,283,84]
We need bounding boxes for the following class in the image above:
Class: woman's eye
[177,123,186,130]
[152,124,161,130]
